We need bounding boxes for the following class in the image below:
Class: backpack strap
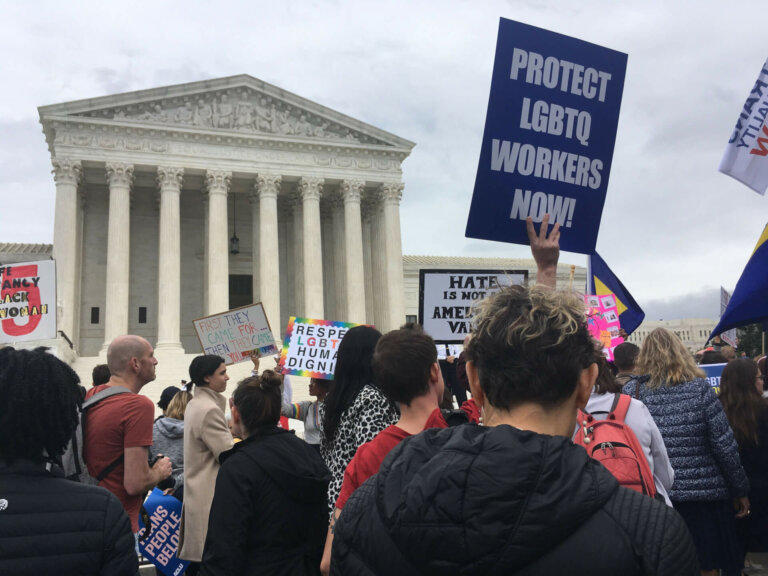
[609,393,631,423]
[96,454,124,482]
[81,385,132,410]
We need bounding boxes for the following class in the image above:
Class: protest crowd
[1,216,767,576]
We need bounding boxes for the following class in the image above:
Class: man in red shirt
[84,335,172,535]
[320,327,447,574]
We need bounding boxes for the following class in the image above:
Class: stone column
[256,173,281,336]
[156,166,184,351]
[299,176,324,318]
[369,196,389,331]
[291,193,304,316]
[205,170,231,315]
[341,179,366,323]
[52,158,82,346]
[361,206,375,325]
[380,182,406,331]
[102,162,134,351]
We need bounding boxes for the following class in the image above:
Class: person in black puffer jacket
[0,347,136,576]
[201,370,330,576]
[332,259,697,575]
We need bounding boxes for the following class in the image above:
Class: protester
[91,363,111,387]
[0,347,138,575]
[699,350,727,365]
[579,352,674,505]
[720,359,768,562]
[758,356,767,398]
[439,353,466,405]
[157,385,181,416]
[332,283,697,575]
[179,355,234,573]
[283,377,330,450]
[320,325,398,513]
[613,341,639,386]
[321,327,447,574]
[150,389,192,500]
[624,327,749,576]
[200,371,330,576]
[721,346,738,362]
[84,335,173,537]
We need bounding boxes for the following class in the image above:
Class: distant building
[625,318,718,352]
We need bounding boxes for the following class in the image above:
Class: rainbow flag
[711,223,768,338]
[587,252,645,335]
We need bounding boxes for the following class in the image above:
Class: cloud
[640,286,720,321]
[0,0,764,313]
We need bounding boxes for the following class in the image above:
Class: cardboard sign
[193,302,278,365]
[279,317,360,380]
[702,363,726,395]
[465,18,627,254]
[137,489,189,576]
[419,269,527,343]
[584,294,624,361]
[0,260,57,344]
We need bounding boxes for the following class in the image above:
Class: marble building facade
[38,75,415,360]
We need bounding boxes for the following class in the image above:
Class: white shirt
[584,391,675,506]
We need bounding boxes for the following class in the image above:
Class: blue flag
[711,223,768,338]
[587,252,645,335]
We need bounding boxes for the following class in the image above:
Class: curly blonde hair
[465,285,596,409]
[635,327,704,389]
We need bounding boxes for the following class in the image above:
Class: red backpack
[574,393,657,498]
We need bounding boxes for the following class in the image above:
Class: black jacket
[332,424,698,575]
[200,427,330,576]
[0,459,137,576]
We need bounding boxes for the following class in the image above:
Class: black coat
[0,459,137,576]
[332,424,698,576]
[200,427,330,576]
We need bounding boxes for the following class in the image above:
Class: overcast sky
[1,0,765,320]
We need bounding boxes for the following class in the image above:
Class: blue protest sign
[138,489,189,576]
[701,363,726,395]
[465,18,627,254]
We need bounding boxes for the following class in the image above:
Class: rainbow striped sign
[279,317,361,380]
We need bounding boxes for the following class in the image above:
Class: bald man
[83,335,172,540]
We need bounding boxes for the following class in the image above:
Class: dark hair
[593,353,621,395]
[465,285,595,409]
[399,322,423,332]
[232,370,282,435]
[310,377,331,390]
[322,325,383,444]
[91,364,111,387]
[373,328,437,405]
[613,342,639,372]
[720,358,767,447]
[188,354,225,390]
[700,351,727,365]
[0,347,82,462]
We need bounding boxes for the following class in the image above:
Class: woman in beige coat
[178,354,233,572]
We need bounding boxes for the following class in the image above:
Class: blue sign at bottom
[701,363,726,395]
[138,488,189,576]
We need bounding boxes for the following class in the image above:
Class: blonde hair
[165,390,193,420]
[635,328,704,388]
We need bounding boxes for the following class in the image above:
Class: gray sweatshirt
[149,417,185,490]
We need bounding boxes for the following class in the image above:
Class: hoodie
[149,417,185,489]
[332,424,697,576]
[200,427,330,576]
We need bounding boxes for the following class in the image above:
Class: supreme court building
[38,75,414,367]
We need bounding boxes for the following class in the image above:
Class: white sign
[720,287,739,347]
[419,269,527,343]
[719,57,768,195]
[193,302,278,365]
[0,260,57,344]
[280,317,359,380]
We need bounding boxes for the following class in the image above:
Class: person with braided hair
[0,346,137,575]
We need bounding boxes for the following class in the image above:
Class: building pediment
[38,75,415,151]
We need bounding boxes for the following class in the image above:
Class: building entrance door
[229,274,253,309]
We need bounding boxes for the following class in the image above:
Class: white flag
[719,57,768,195]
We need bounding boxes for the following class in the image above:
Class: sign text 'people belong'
[138,489,189,576]
[466,18,627,254]
[0,260,57,344]
[419,269,527,343]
